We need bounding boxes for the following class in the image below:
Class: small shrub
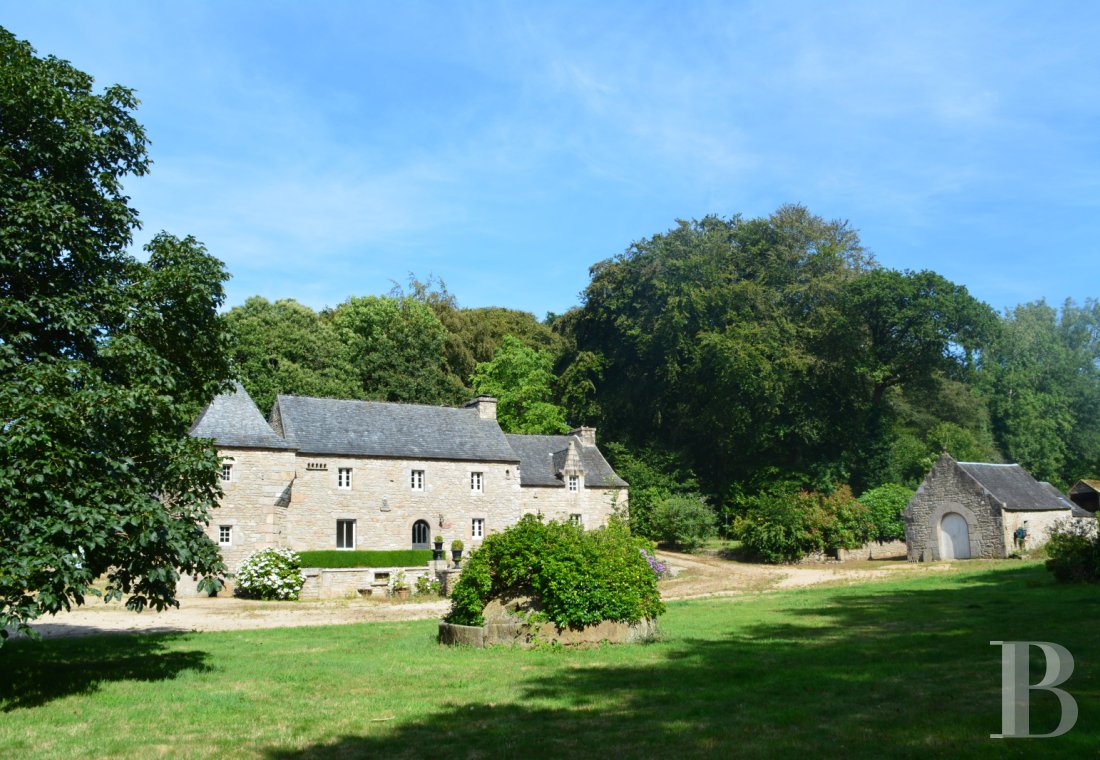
[857,484,913,542]
[444,515,664,628]
[1045,519,1100,583]
[451,539,464,551]
[737,485,872,563]
[234,547,305,601]
[639,548,670,578]
[296,550,432,568]
[415,574,442,596]
[649,494,717,552]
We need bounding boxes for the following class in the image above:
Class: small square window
[568,475,579,492]
[338,467,352,490]
[218,525,232,545]
[221,463,233,482]
[337,519,356,549]
[569,514,582,527]
[472,518,485,539]
[471,472,483,493]
[411,469,424,491]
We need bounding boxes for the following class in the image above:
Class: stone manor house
[189,384,628,572]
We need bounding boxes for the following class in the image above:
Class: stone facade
[191,386,628,574]
[904,454,1072,561]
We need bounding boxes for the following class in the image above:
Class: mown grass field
[1,561,1097,759]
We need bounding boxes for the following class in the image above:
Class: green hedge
[297,550,433,568]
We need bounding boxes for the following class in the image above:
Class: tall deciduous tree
[330,295,465,405]
[226,296,359,412]
[981,300,1100,486]
[471,335,569,434]
[0,29,232,638]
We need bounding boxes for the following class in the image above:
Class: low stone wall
[299,566,432,600]
[438,617,657,648]
[837,539,908,562]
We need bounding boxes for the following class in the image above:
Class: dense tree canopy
[0,29,231,637]
[226,296,359,412]
[558,206,997,499]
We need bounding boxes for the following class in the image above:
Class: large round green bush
[444,515,665,628]
[857,483,914,542]
[737,485,872,563]
[650,494,717,551]
[234,547,305,600]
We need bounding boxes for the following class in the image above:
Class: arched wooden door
[939,512,971,560]
[412,520,431,549]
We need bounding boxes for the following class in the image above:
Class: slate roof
[189,383,296,450]
[956,461,1074,512]
[504,434,628,488]
[272,395,519,462]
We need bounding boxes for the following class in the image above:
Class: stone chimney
[570,426,596,446]
[465,395,498,421]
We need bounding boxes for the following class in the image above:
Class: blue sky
[5,2,1099,318]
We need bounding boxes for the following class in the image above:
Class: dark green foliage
[0,28,231,639]
[1045,520,1100,583]
[296,550,432,568]
[471,335,569,433]
[601,442,700,538]
[445,515,664,628]
[736,485,872,563]
[330,294,466,405]
[226,297,359,412]
[649,494,717,552]
[857,484,914,542]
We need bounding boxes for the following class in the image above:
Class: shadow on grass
[268,565,1100,759]
[0,632,211,712]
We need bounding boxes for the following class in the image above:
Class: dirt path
[19,552,946,639]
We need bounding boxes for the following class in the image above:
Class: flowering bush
[234,547,305,600]
[639,548,669,578]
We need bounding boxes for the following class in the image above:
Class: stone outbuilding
[1068,480,1100,516]
[904,454,1074,561]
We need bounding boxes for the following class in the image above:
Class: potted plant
[433,535,445,561]
[451,539,464,566]
[392,570,410,599]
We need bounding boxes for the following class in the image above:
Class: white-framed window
[568,474,579,492]
[472,518,485,539]
[221,463,233,482]
[411,469,424,491]
[336,519,356,549]
[338,467,352,490]
[569,513,582,527]
[471,471,483,493]
[218,525,232,545]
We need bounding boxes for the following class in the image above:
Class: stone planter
[439,617,657,648]
[395,587,410,599]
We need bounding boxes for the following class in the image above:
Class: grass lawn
[1,561,1097,758]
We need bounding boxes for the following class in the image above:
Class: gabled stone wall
[904,456,1006,561]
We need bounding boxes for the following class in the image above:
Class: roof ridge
[277,393,476,413]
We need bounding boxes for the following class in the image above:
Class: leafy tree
[981,300,1100,487]
[330,294,464,405]
[226,296,358,412]
[0,28,231,638]
[470,335,569,433]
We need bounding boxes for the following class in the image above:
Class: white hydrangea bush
[233,547,305,601]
